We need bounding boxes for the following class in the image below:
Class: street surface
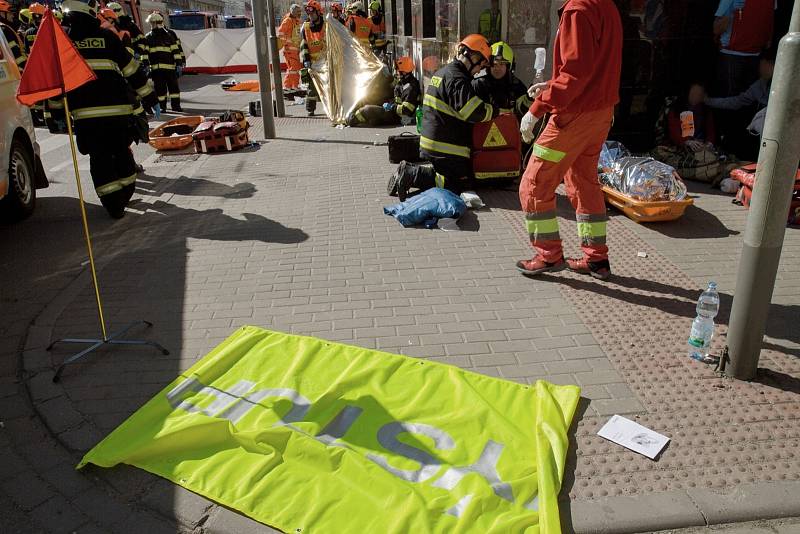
[0,74,798,534]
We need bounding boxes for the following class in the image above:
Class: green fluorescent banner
[79,326,580,533]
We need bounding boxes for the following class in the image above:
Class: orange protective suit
[519,0,622,265]
[278,13,302,89]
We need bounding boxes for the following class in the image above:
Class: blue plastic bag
[383,188,467,228]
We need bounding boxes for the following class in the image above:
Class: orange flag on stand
[16,10,96,106]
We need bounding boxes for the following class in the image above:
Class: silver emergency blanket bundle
[309,14,390,124]
[599,142,687,202]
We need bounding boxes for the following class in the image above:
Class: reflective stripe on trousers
[524,210,560,242]
[96,173,136,196]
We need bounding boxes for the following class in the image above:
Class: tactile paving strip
[486,187,800,500]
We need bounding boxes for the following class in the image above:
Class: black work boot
[388,161,418,201]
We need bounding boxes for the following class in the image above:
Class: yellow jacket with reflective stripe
[420,60,496,159]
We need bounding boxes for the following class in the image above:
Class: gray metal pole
[252,0,277,138]
[266,0,286,117]
[723,4,800,380]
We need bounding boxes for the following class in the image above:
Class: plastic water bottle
[416,106,423,133]
[534,47,547,83]
[687,282,720,364]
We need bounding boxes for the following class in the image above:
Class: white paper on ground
[597,415,670,459]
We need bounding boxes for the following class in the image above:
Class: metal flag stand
[48,95,169,383]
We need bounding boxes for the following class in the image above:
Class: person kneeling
[387,35,497,200]
[348,56,420,127]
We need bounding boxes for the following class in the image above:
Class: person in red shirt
[517,0,622,280]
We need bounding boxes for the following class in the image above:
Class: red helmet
[0,0,12,12]
[28,2,47,15]
[459,34,492,64]
[330,2,342,13]
[305,0,321,13]
[395,56,414,74]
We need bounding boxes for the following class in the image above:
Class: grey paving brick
[605,383,637,399]
[574,370,625,386]
[579,385,614,401]
[438,321,479,333]
[396,324,439,335]
[31,495,87,532]
[544,359,592,375]
[445,342,490,356]
[419,333,463,345]
[470,353,518,367]
[464,330,508,343]
[333,318,374,330]
[545,324,591,337]
[516,350,563,364]
[591,397,646,416]
[427,355,471,368]
[504,327,548,340]
[489,340,537,353]
[534,336,577,350]
[560,345,607,360]
[539,374,579,386]
[497,363,546,379]
[1,473,54,510]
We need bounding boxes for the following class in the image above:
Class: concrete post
[252,0,277,138]
[723,4,800,380]
[266,0,286,117]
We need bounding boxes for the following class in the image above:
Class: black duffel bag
[387,132,423,164]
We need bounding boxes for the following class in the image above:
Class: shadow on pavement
[136,175,257,199]
[550,274,799,355]
[640,204,739,239]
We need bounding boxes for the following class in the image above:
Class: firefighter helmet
[99,7,117,20]
[107,2,124,16]
[305,0,321,13]
[53,9,63,20]
[490,41,514,64]
[28,2,46,15]
[62,0,98,18]
[0,0,11,12]
[146,10,164,25]
[368,0,381,10]
[458,34,492,63]
[330,2,342,13]
[395,56,414,74]
[347,1,363,13]
[19,8,32,23]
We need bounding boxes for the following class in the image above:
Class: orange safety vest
[370,16,385,47]
[347,14,371,47]
[303,22,325,61]
[278,14,301,51]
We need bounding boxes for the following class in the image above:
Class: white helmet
[107,2,124,16]
[146,11,164,25]
[347,1,363,13]
[62,0,98,17]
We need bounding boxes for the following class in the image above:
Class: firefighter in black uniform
[50,0,156,218]
[0,0,27,71]
[22,2,45,53]
[472,41,531,120]
[347,56,420,127]
[107,2,145,58]
[388,34,497,200]
[23,2,47,124]
[143,11,183,112]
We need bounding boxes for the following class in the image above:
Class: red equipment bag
[731,163,800,224]
[471,113,521,180]
[192,121,249,153]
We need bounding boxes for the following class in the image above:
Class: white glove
[527,82,548,99]
[520,111,539,144]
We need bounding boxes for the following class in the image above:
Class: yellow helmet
[490,41,514,65]
[107,2,124,16]
[19,8,32,24]
[146,10,164,25]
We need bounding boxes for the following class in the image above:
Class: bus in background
[223,16,251,28]
[168,10,222,30]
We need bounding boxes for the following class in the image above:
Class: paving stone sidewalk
[2,78,799,533]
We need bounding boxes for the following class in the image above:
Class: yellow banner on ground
[78,326,580,533]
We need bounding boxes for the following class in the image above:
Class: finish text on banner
[78,326,580,533]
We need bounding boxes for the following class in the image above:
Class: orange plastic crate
[149,116,206,151]
[602,185,693,223]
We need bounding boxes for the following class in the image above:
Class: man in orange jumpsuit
[517,0,622,280]
[278,4,303,89]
